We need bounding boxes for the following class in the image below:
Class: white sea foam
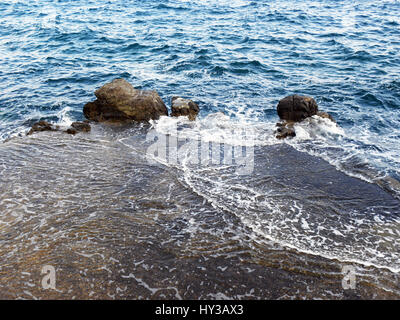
[148,113,400,273]
[150,112,400,197]
[151,113,278,147]
[56,106,73,127]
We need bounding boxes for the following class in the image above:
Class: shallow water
[0,123,399,299]
[0,0,400,299]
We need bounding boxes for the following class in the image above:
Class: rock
[277,95,318,122]
[65,121,91,135]
[83,78,168,123]
[27,121,59,136]
[275,121,296,140]
[316,111,335,123]
[65,128,77,135]
[28,120,91,136]
[170,97,200,121]
[71,121,91,132]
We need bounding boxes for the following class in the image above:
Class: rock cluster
[27,80,336,142]
[275,95,335,139]
[27,120,91,136]
[27,79,201,136]
[27,120,59,136]
[277,94,318,122]
[83,78,200,123]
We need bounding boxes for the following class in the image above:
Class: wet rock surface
[83,78,168,123]
[277,95,319,122]
[27,121,91,136]
[275,95,336,139]
[27,120,59,136]
[275,121,296,140]
[170,97,200,121]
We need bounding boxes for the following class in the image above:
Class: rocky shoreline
[26,78,335,138]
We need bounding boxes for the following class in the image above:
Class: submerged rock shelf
[0,121,399,299]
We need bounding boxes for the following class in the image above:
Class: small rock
[170,97,200,121]
[277,95,318,122]
[28,120,91,136]
[275,122,296,140]
[27,121,59,136]
[65,128,77,135]
[71,121,91,132]
[83,78,168,123]
[65,121,91,135]
[316,111,335,123]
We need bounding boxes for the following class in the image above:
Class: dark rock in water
[275,121,296,139]
[65,121,91,135]
[83,78,168,123]
[317,111,335,123]
[28,120,91,136]
[27,121,59,136]
[170,96,200,121]
[65,128,77,135]
[71,121,91,132]
[277,95,318,122]
[274,95,336,139]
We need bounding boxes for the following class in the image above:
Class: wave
[145,114,400,272]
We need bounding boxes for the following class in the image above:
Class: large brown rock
[277,95,318,122]
[83,78,168,122]
[170,97,199,121]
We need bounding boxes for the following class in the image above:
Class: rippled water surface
[1,0,400,299]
